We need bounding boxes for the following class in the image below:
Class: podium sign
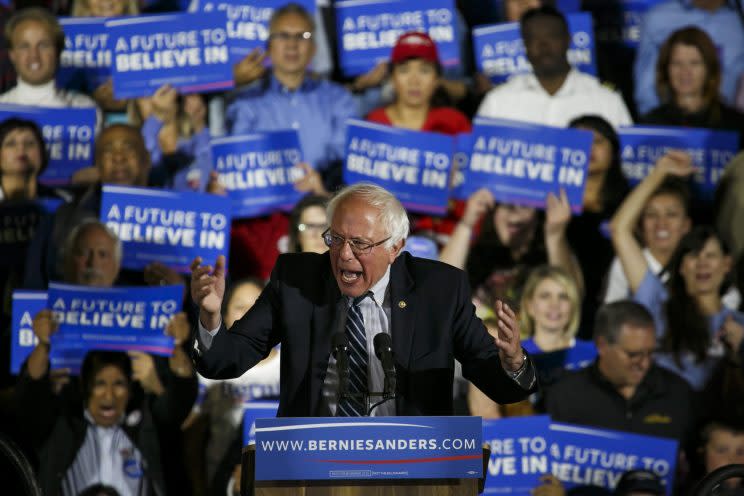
[255,416,482,481]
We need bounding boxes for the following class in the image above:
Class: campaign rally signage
[524,339,597,387]
[195,0,315,64]
[335,0,460,77]
[0,104,96,185]
[58,17,111,91]
[618,126,739,202]
[344,119,454,215]
[482,415,552,495]
[549,423,678,494]
[451,132,473,200]
[210,130,305,218]
[461,118,592,212]
[243,401,279,445]
[0,201,49,269]
[585,0,666,49]
[10,291,47,374]
[255,416,482,480]
[47,283,182,371]
[100,185,232,272]
[473,13,596,84]
[107,12,235,98]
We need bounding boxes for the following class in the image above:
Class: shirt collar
[349,265,391,308]
[15,78,56,96]
[268,72,319,93]
[523,68,578,96]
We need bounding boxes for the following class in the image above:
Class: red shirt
[366,106,471,243]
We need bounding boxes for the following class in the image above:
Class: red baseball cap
[390,32,440,65]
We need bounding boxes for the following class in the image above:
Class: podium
[239,416,488,496]
[241,445,491,495]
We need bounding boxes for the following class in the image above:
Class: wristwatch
[509,351,528,379]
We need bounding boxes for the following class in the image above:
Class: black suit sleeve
[451,269,537,404]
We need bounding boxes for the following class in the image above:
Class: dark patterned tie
[337,294,369,416]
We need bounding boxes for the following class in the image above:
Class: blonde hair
[71,0,139,17]
[518,265,580,339]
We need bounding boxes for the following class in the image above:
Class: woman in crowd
[286,194,329,254]
[0,118,58,201]
[136,85,211,191]
[440,187,581,314]
[566,115,630,336]
[611,150,744,389]
[642,27,744,144]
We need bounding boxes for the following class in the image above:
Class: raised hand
[462,188,495,228]
[233,48,267,87]
[33,309,58,345]
[190,255,226,329]
[655,150,694,178]
[293,162,329,196]
[493,300,524,372]
[150,84,178,123]
[128,351,165,395]
[166,312,190,346]
[545,188,571,239]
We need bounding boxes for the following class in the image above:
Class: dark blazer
[194,252,535,416]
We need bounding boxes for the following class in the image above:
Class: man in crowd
[24,124,150,288]
[191,183,537,417]
[477,6,632,128]
[226,3,358,190]
[634,0,744,114]
[0,7,101,130]
[545,300,694,444]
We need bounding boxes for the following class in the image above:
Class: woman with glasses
[611,151,744,390]
[287,194,328,254]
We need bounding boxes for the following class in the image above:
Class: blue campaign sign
[10,291,48,374]
[210,130,305,218]
[100,185,232,272]
[451,132,473,201]
[0,201,48,269]
[255,416,482,481]
[548,423,678,494]
[523,339,597,387]
[618,126,739,202]
[242,401,279,446]
[344,119,455,215]
[335,0,460,77]
[463,117,593,213]
[194,0,315,64]
[107,12,235,99]
[481,416,552,495]
[58,17,111,91]
[47,283,182,371]
[616,0,667,48]
[473,13,596,84]
[0,104,96,185]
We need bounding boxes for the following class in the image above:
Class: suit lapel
[308,267,342,416]
[390,254,416,372]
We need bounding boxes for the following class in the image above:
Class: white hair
[64,218,123,267]
[326,182,409,249]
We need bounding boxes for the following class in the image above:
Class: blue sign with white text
[0,104,96,185]
[344,119,455,215]
[335,0,460,77]
[58,17,111,91]
[107,12,235,98]
[482,416,552,495]
[255,416,482,480]
[210,130,305,218]
[100,185,232,272]
[194,0,315,64]
[462,117,592,212]
[618,126,739,202]
[473,13,596,84]
[523,339,597,387]
[47,283,182,371]
[549,423,678,494]
[243,401,279,445]
[10,291,48,374]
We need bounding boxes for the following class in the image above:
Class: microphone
[373,333,396,397]
[331,332,350,396]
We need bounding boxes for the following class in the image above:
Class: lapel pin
[398,300,407,309]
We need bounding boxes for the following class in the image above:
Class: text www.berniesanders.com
[261,438,477,452]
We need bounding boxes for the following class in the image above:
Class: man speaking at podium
[190,183,536,417]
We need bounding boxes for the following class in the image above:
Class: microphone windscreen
[373,332,392,359]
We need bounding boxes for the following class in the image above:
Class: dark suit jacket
[193,252,535,416]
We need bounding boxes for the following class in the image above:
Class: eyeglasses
[322,228,390,256]
[269,31,313,43]
[298,222,327,233]
[617,347,655,363]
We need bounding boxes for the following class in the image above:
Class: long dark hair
[0,118,49,175]
[568,114,629,216]
[390,59,453,108]
[663,226,731,365]
[287,193,327,253]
